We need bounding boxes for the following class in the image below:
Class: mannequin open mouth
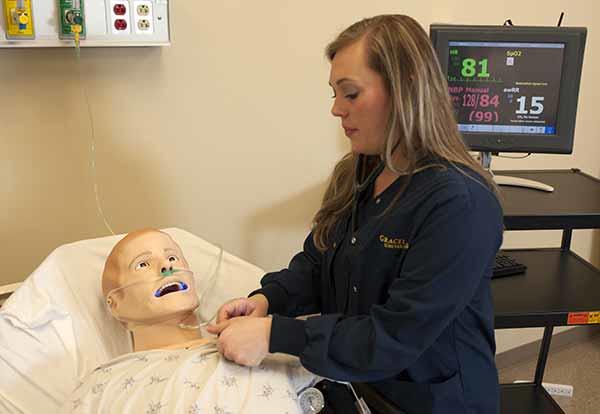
[154,281,189,298]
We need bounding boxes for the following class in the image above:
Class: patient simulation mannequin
[102,228,208,351]
[61,229,316,414]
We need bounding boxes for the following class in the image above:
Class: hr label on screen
[447,41,564,135]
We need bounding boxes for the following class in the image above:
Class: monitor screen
[430,25,586,154]
[448,41,564,136]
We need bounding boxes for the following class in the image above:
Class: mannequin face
[104,230,199,326]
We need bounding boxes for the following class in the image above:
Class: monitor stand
[479,152,554,192]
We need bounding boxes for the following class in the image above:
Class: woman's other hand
[210,316,272,367]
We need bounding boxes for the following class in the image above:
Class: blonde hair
[313,14,498,250]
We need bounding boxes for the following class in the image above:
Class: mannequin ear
[106,295,117,310]
[105,293,131,330]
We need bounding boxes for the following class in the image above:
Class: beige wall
[1,1,598,352]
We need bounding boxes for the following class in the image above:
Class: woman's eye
[345,93,359,100]
[135,261,149,270]
[168,255,178,262]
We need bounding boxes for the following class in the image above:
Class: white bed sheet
[0,228,265,414]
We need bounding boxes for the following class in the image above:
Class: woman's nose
[331,99,347,118]
[161,264,174,275]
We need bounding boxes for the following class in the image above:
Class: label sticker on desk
[567,312,589,325]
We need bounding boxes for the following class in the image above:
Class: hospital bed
[0,228,265,413]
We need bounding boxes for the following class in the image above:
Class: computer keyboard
[493,253,527,278]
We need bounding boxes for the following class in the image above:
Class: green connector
[58,0,86,39]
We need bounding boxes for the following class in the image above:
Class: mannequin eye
[168,255,179,263]
[135,261,149,270]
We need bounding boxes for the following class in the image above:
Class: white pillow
[0,228,264,414]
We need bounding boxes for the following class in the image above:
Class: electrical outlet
[543,383,574,398]
[110,1,131,34]
[133,1,153,34]
[137,4,150,16]
[113,4,126,15]
[137,19,150,31]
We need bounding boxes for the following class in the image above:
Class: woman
[208,14,503,414]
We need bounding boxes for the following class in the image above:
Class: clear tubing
[194,245,224,327]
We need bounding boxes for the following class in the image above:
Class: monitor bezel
[430,25,587,154]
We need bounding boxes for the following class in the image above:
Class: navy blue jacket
[253,163,503,414]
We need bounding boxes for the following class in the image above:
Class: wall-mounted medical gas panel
[1,0,169,47]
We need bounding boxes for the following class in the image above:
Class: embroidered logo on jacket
[379,235,410,250]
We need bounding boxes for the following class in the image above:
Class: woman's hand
[210,316,272,367]
[208,294,269,327]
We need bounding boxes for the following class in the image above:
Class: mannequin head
[102,229,199,329]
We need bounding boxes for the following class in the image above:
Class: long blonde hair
[313,15,497,251]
